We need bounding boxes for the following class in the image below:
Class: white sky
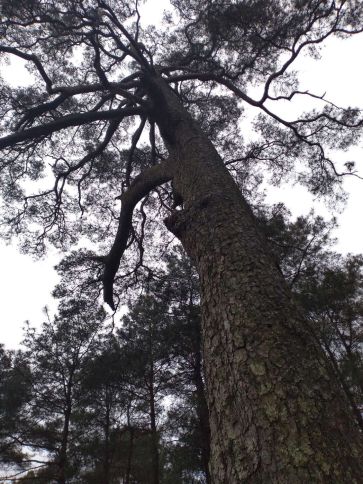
[265,35,363,254]
[0,6,362,350]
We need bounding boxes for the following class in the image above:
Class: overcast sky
[1,6,362,350]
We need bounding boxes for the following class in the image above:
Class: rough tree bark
[144,74,363,483]
[193,338,211,484]
[188,288,211,483]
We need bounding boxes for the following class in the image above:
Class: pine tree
[4,300,105,483]
[1,1,363,480]
[0,345,31,473]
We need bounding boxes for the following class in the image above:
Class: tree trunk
[189,296,211,483]
[125,403,134,484]
[147,320,160,484]
[58,401,72,484]
[149,384,159,484]
[193,340,212,484]
[125,427,134,484]
[146,75,363,483]
[103,390,111,484]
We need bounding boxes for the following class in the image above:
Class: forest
[1,209,363,482]
[0,0,363,482]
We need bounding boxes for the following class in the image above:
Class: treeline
[1,206,362,483]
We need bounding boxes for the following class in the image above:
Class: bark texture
[146,74,363,483]
[193,340,212,484]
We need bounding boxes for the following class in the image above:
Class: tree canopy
[0,0,362,307]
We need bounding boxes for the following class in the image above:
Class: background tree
[74,335,132,484]
[119,293,180,484]
[1,213,363,482]
[0,345,31,474]
[260,204,363,429]
[296,253,363,429]
[1,1,363,481]
[151,248,211,484]
[1,299,104,482]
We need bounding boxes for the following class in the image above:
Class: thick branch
[52,76,141,96]
[14,94,68,130]
[125,116,147,186]
[103,159,173,309]
[89,33,110,87]
[0,106,146,149]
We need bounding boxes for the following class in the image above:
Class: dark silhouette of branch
[0,106,146,149]
[14,94,69,131]
[103,159,173,309]
[125,116,147,187]
[0,45,53,92]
